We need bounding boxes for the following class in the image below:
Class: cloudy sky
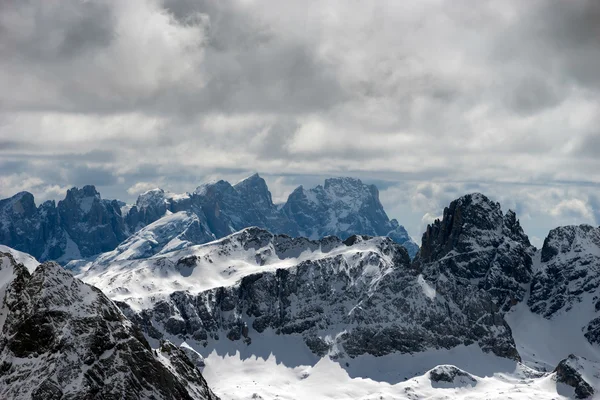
[1,0,599,246]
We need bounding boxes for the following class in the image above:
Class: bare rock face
[526,224,600,347]
[57,185,130,257]
[414,193,535,311]
[0,192,65,261]
[530,225,600,317]
[0,252,218,400]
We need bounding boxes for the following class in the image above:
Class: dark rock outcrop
[554,355,595,399]
[57,185,129,256]
[429,365,477,385]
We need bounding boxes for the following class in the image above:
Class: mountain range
[0,175,418,264]
[1,180,600,399]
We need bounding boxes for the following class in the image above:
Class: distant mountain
[282,177,418,256]
[0,175,418,264]
[0,186,128,263]
[0,250,218,399]
[124,175,418,257]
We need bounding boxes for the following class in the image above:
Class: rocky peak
[540,224,600,263]
[282,177,418,257]
[57,186,129,257]
[0,252,218,400]
[418,193,492,263]
[323,176,374,195]
[136,188,168,209]
[1,191,37,218]
[61,185,101,212]
[0,193,64,261]
[233,173,274,210]
[529,225,600,323]
[503,209,531,244]
[416,193,535,310]
[194,180,235,198]
[59,185,102,217]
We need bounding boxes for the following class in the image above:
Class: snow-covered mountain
[80,227,518,361]
[0,175,418,263]
[0,249,218,399]
[4,190,600,399]
[77,192,600,399]
[123,175,419,257]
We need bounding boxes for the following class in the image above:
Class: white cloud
[549,199,595,222]
[127,182,160,196]
[0,174,69,203]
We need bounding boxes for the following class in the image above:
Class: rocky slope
[80,226,519,361]
[524,224,600,350]
[414,193,535,311]
[0,250,218,400]
[0,175,418,263]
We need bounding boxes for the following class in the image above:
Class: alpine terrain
[1,183,600,399]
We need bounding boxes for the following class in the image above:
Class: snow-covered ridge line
[77,226,405,309]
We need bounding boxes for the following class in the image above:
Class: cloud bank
[1,0,599,244]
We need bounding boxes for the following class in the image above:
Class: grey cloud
[65,165,118,187]
[576,132,600,158]
[0,0,115,62]
[493,0,600,89]
[504,75,563,115]
[0,0,599,243]
[0,0,346,116]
